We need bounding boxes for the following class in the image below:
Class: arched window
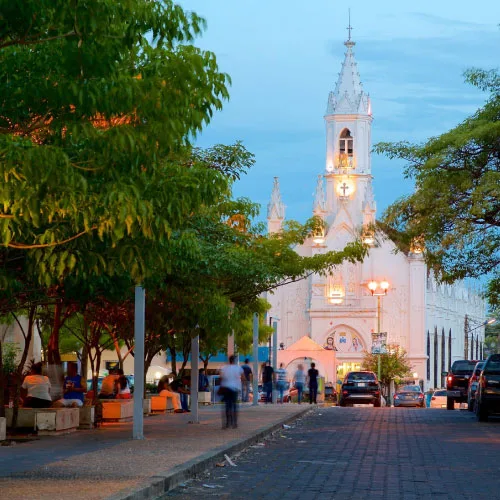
[339,129,353,157]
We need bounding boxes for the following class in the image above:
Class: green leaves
[375,68,500,306]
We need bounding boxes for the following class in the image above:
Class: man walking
[220,355,244,429]
[307,362,319,404]
[241,358,252,403]
[262,360,274,404]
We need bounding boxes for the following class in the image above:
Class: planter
[101,400,134,421]
[143,399,152,415]
[35,408,80,435]
[79,406,95,429]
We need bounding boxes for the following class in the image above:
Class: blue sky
[178,1,499,222]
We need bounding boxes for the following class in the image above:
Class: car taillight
[418,394,424,398]
[481,377,487,388]
[431,396,436,400]
[375,391,380,395]
[342,390,348,395]
[394,394,399,399]
[447,376,453,382]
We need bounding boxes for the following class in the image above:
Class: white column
[133,286,145,440]
[252,313,259,406]
[190,335,199,423]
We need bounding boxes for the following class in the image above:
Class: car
[429,389,448,408]
[446,360,479,410]
[339,371,381,407]
[475,354,500,422]
[467,361,485,412]
[393,385,425,407]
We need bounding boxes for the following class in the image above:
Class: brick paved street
[165,407,500,500]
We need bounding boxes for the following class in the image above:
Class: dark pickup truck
[339,371,381,407]
[475,354,500,422]
[446,360,478,410]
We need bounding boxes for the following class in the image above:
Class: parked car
[475,354,500,422]
[446,360,479,410]
[339,371,381,407]
[429,389,448,408]
[393,385,425,407]
[467,361,485,412]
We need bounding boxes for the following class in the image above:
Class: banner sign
[371,332,387,354]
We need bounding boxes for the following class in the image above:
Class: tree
[374,69,500,305]
[362,344,413,400]
[484,310,500,356]
[0,0,232,285]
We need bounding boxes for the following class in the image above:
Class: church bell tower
[323,28,375,230]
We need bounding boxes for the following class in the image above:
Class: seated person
[21,362,52,408]
[115,369,131,399]
[53,362,86,407]
[99,369,119,399]
[171,376,190,412]
[198,368,209,392]
[157,376,182,413]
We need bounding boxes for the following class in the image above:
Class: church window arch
[339,128,353,157]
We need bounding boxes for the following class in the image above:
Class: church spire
[326,18,370,116]
[313,175,327,214]
[267,177,285,220]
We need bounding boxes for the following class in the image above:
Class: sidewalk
[0,404,309,500]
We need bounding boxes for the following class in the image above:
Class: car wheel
[476,401,488,422]
[446,397,454,410]
[374,399,381,408]
[339,400,345,407]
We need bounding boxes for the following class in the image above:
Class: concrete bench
[0,417,5,441]
[5,408,37,429]
[101,400,134,421]
[79,406,95,429]
[35,408,80,435]
[143,398,152,415]
[150,395,174,413]
[198,392,212,405]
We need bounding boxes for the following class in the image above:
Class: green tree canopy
[374,69,500,305]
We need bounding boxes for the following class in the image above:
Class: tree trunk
[80,345,89,382]
[0,341,4,418]
[168,344,177,377]
[48,300,62,365]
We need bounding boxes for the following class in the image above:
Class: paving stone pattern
[166,407,500,500]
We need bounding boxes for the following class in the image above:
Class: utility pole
[252,313,259,406]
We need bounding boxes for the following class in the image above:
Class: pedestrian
[275,363,288,403]
[293,363,306,404]
[262,360,274,404]
[53,362,86,407]
[157,376,183,413]
[241,358,252,403]
[198,368,209,392]
[21,362,52,408]
[99,369,119,399]
[307,362,319,404]
[220,355,244,429]
[170,376,191,412]
[115,369,131,399]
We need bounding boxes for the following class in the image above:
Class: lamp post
[466,318,496,359]
[367,280,390,383]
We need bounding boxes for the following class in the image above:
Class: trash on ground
[203,484,223,489]
[251,443,265,448]
[224,454,237,467]
[297,440,307,444]
[216,462,226,467]
[282,424,292,429]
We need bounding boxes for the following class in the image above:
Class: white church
[266,35,486,390]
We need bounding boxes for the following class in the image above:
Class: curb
[107,407,311,500]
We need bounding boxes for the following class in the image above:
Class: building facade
[266,36,486,390]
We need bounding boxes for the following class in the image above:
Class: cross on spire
[347,9,353,41]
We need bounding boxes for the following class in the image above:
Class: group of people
[20,361,86,408]
[262,360,320,404]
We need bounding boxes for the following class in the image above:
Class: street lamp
[367,280,391,383]
[466,318,496,359]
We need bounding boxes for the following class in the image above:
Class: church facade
[266,36,486,390]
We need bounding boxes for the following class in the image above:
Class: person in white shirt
[219,355,244,429]
[22,362,52,408]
